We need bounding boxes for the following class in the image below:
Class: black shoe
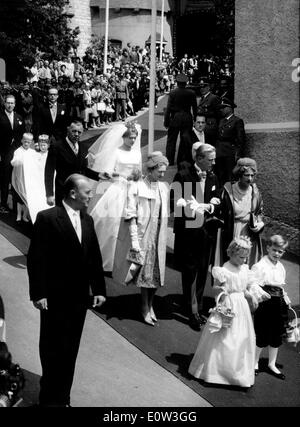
[266,367,285,380]
[189,314,202,331]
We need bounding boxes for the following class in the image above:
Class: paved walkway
[0,232,211,407]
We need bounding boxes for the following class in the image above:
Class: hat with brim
[176,73,189,83]
[219,97,237,109]
[232,157,257,176]
[199,78,210,87]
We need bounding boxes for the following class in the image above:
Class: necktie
[7,112,14,129]
[50,104,57,122]
[198,131,204,143]
[73,143,79,155]
[73,212,81,242]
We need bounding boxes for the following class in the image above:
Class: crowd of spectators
[177,52,233,85]
[0,44,179,132]
[0,43,234,133]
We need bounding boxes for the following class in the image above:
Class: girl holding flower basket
[188,237,270,388]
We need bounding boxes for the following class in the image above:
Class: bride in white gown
[87,121,142,273]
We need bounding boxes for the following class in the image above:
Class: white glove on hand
[129,219,141,252]
[187,196,210,214]
[210,197,221,205]
[176,198,187,208]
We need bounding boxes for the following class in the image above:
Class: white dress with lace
[89,148,142,272]
[188,262,256,388]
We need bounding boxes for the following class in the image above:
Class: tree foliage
[0,0,80,81]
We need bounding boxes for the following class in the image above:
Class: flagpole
[159,0,164,63]
[103,0,109,74]
[148,0,157,154]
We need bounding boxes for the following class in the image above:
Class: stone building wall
[69,0,92,57]
[235,0,299,255]
[91,8,173,54]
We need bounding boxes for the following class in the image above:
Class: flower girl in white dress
[188,237,270,388]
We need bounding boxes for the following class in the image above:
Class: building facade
[68,0,220,58]
[68,0,174,57]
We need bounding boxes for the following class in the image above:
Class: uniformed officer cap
[176,73,189,83]
[219,97,237,109]
[199,78,210,87]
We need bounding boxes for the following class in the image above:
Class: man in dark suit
[215,98,246,185]
[179,114,213,165]
[45,120,102,206]
[27,174,106,407]
[164,73,197,167]
[0,94,25,213]
[172,144,221,330]
[34,86,68,143]
[197,79,221,146]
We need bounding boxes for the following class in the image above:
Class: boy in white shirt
[251,234,291,380]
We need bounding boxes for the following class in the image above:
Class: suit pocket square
[212,185,216,191]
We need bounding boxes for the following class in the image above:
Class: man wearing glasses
[34,87,68,143]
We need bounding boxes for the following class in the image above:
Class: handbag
[208,291,235,329]
[126,248,145,266]
[284,307,300,346]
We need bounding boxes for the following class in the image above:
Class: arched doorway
[176,12,216,58]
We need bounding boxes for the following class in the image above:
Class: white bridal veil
[87,121,142,175]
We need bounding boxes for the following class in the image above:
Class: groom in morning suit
[27,174,106,407]
[45,120,102,206]
[172,144,221,331]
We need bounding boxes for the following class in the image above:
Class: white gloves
[210,197,221,205]
[187,195,211,215]
[176,198,187,208]
[129,219,141,252]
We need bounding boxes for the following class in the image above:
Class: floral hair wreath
[226,236,252,257]
[125,120,138,133]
